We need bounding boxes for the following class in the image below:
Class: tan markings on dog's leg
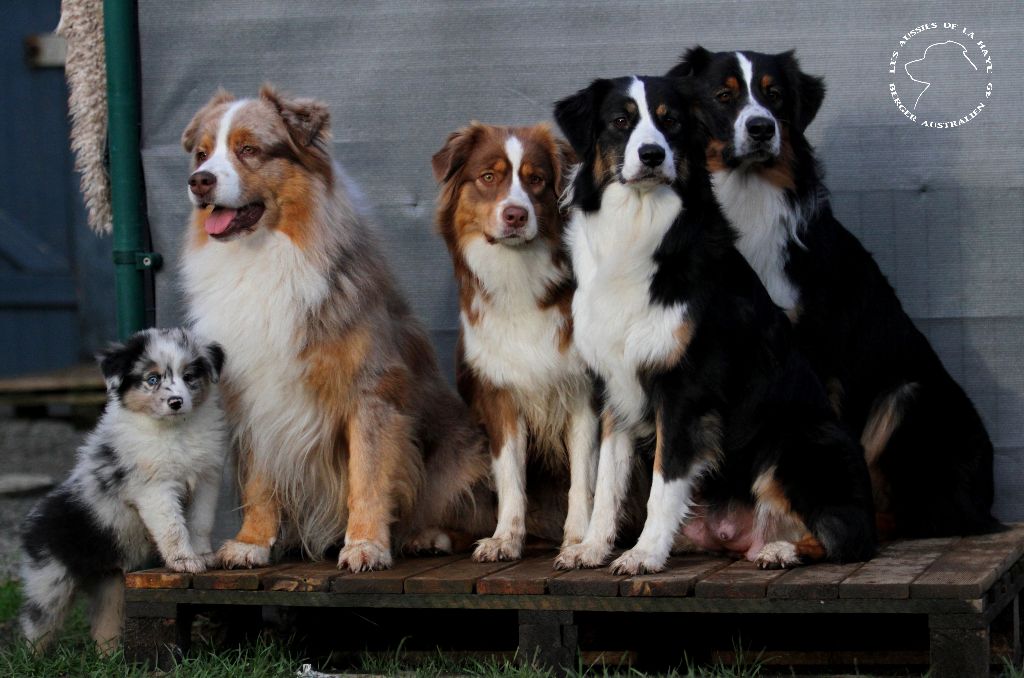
[826,377,844,417]
[89,575,124,654]
[751,466,811,569]
[233,470,281,549]
[339,399,418,571]
[785,302,802,324]
[793,533,827,562]
[861,383,917,511]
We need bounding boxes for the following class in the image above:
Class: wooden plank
[263,562,347,592]
[695,559,790,599]
[840,537,959,600]
[620,555,732,597]
[0,363,104,393]
[547,568,628,597]
[768,561,865,600]
[404,557,518,594]
[124,567,191,590]
[192,564,292,590]
[912,525,1024,599]
[331,554,466,594]
[477,554,566,595]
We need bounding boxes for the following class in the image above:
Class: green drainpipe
[104,0,160,339]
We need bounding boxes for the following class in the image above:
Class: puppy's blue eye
[146,375,160,386]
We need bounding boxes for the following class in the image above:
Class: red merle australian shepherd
[670,48,999,538]
[552,75,874,574]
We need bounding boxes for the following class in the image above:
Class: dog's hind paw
[338,539,393,572]
[554,540,611,570]
[472,535,523,562]
[216,539,271,569]
[403,528,453,555]
[754,541,801,570]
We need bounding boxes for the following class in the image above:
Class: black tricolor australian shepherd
[669,47,998,538]
[552,75,875,574]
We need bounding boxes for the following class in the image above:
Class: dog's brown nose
[502,206,528,227]
[188,171,216,198]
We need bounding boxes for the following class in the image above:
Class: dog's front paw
[338,539,393,572]
[167,553,207,574]
[610,548,666,575]
[754,541,801,570]
[216,539,271,569]
[473,535,523,563]
[554,541,611,570]
[403,528,453,555]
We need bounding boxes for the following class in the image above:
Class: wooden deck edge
[124,588,985,614]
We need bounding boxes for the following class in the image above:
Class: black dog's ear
[205,342,226,383]
[96,333,146,390]
[667,45,712,77]
[431,123,485,184]
[553,79,612,158]
[782,50,826,131]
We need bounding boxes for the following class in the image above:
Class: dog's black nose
[638,144,666,168]
[167,396,183,411]
[746,117,775,142]
[188,171,216,198]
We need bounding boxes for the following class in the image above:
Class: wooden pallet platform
[124,525,1024,676]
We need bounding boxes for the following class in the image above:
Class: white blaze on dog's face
[431,123,568,248]
[620,78,676,185]
[732,52,782,159]
[98,329,224,421]
[180,86,333,243]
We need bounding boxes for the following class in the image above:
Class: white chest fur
[567,183,689,429]
[183,230,328,461]
[711,170,801,311]
[461,238,587,407]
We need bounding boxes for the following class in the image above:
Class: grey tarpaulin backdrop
[137,1,1024,525]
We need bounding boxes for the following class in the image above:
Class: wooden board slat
[768,561,865,600]
[192,564,291,590]
[0,363,104,394]
[839,537,959,600]
[547,567,629,597]
[404,557,518,594]
[476,554,566,595]
[620,555,732,597]
[331,554,467,594]
[911,525,1024,599]
[263,562,347,592]
[124,567,191,590]
[695,559,789,599]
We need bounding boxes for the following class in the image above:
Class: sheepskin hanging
[58,0,112,235]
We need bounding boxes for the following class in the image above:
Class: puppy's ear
[260,83,331,147]
[96,333,145,390]
[667,45,712,77]
[782,50,826,131]
[182,88,234,152]
[431,123,484,184]
[553,79,612,158]
[204,342,226,383]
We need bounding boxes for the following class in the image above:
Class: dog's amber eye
[527,174,544,187]
[480,172,496,184]
[195,150,208,163]
[613,116,629,130]
[239,145,258,157]
[715,89,733,103]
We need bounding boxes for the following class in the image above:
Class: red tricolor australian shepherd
[180,86,490,572]
[432,123,599,562]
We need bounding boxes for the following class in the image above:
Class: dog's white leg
[187,470,221,567]
[555,426,633,569]
[611,467,701,575]
[562,397,598,547]
[474,418,527,562]
[134,483,206,574]
[89,574,124,654]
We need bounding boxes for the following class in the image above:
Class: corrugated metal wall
[137,1,1024,518]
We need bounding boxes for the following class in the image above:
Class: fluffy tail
[19,555,78,652]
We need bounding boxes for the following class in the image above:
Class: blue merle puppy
[19,328,228,652]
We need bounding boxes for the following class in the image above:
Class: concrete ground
[0,416,85,578]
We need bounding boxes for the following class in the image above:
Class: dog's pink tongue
[204,208,236,235]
